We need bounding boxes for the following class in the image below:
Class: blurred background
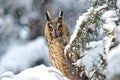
[0,0,91,75]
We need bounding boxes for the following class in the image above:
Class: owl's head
[45,11,69,40]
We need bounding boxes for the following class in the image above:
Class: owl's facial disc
[48,23,62,38]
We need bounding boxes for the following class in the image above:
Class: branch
[64,4,108,61]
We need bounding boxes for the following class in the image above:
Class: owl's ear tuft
[45,11,52,21]
[58,11,64,21]
[59,11,63,17]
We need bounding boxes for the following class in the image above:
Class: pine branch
[64,4,107,61]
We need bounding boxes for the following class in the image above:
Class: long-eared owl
[44,11,81,80]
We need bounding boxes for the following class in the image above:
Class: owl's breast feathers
[48,37,67,76]
[48,36,69,67]
[47,36,81,80]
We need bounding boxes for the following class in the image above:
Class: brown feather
[44,11,81,80]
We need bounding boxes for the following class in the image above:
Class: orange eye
[48,25,53,32]
[58,24,62,31]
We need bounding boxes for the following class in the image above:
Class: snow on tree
[64,0,120,80]
[0,0,120,80]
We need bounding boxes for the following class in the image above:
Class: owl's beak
[52,33,60,38]
[52,31,60,38]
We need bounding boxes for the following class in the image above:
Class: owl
[44,11,81,80]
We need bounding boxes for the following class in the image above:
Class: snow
[87,7,94,13]
[0,37,50,75]
[101,10,118,54]
[107,44,120,80]
[101,10,117,22]
[0,1,120,80]
[94,4,107,12]
[64,3,120,79]
[76,41,105,77]
[0,65,69,80]
[19,26,29,40]
[64,4,108,54]
[102,10,120,79]
[0,15,14,29]
[1,71,15,78]
[64,8,90,54]
[71,13,89,41]
[117,0,120,10]
[103,23,116,33]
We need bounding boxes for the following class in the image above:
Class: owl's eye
[58,24,62,31]
[48,24,53,32]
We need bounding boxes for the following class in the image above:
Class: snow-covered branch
[102,10,119,53]
[64,0,120,80]
[64,4,107,61]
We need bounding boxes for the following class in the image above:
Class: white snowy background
[0,0,91,80]
[0,0,120,80]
